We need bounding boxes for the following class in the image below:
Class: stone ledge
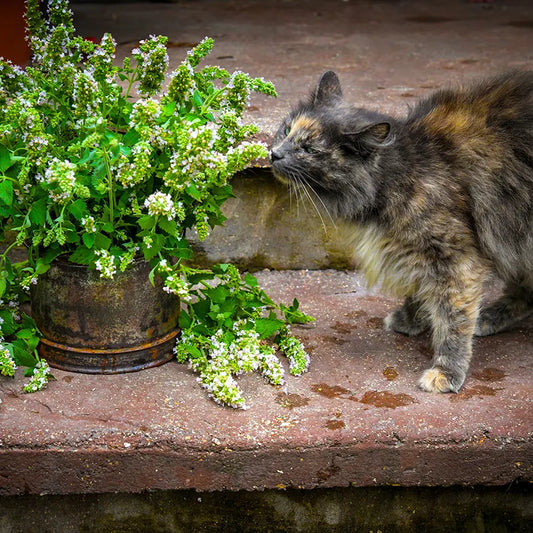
[188,169,351,271]
[1,270,531,496]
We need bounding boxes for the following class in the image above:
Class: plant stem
[102,150,115,226]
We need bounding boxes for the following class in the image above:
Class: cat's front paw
[418,367,465,393]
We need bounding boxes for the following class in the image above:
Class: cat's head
[270,71,395,211]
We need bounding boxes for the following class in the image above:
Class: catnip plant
[0,0,312,408]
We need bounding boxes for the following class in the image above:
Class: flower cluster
[277,329,311,376]
[1,2,275,283]
[131,35,169,96]
[94,250,116,279]
[157,260,192,300]
[0,344,16,376]
[144,191,177,220]
[176,320,286,409]
[23,360,52,393]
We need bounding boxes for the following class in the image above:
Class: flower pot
[30,258,180,374]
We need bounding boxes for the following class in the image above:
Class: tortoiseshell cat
[270,70,533,393]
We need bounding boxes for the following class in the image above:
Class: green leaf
[82,232,96,249]
[93,232,112,250]
[170,240,194,260]
[255,317,285,339]
[0,179,13,206]
[193,90,203,109]
[282,298,315,324]
[68,246,95,265]
[101,222,114,234]
[67,199,88,220]
[148,265,157,287]
[186,184,202,201]
[138,215,156,231]
[0,146,11,173]
[16,328,35,340]
[192,297,210,321]
[0,277,6,299]
[123,129,140,147]
[180,343,203,360]
[41,246,63,264]
[207,284,229,304]
[142,233,164,260]
[158,217,178,236]
[29,197,48,225]
[34,259,51,275]
[244,273,258,287]
[0,310,16,335]
[11,339,38,367]
[178,310,192,329]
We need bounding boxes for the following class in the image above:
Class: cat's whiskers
[286,169,306,220]
[293,167,337,231]
[285,167,335,234]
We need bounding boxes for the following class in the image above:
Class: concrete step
[1,270,531,496]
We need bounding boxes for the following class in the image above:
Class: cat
[270,70,533,393]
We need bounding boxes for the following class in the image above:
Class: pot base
[38,328,179,374]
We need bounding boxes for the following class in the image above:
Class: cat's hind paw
[418,367,463,393]
[384,308,427,336]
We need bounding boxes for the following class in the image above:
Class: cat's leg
[384,296,429,336]
[475,282,533,336]
[418,273,485,393]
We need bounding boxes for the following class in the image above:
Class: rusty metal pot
[30,258,180,374]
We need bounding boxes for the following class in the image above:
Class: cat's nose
[270,148,284,162]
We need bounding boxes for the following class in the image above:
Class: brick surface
[1,271,531,495]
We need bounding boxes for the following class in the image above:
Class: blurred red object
[0,0,32,66]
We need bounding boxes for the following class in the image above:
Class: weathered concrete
[1,271,531,496]
[1,485,532,533]
[188,169,350,270]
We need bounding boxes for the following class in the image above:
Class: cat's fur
[270,70,533,393]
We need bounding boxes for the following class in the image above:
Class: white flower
[94,249,116,279]
[144,191,176,219]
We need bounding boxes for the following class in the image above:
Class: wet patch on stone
[382,366,399,381]
[450,384,502,402]
[320,335,349,346]
[325,419,346,430]
[331,321,353,335]
[275,392,310,410]
[471,367,506,382]
[311,383,354,400]
[366,317,384,329]
[345,310,368,320]
[359,390,416,409]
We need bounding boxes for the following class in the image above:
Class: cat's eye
[303,145,319,155]
[284,125,291,136]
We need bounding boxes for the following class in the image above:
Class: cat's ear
[314,71,342,105]
[344,122,394,149]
